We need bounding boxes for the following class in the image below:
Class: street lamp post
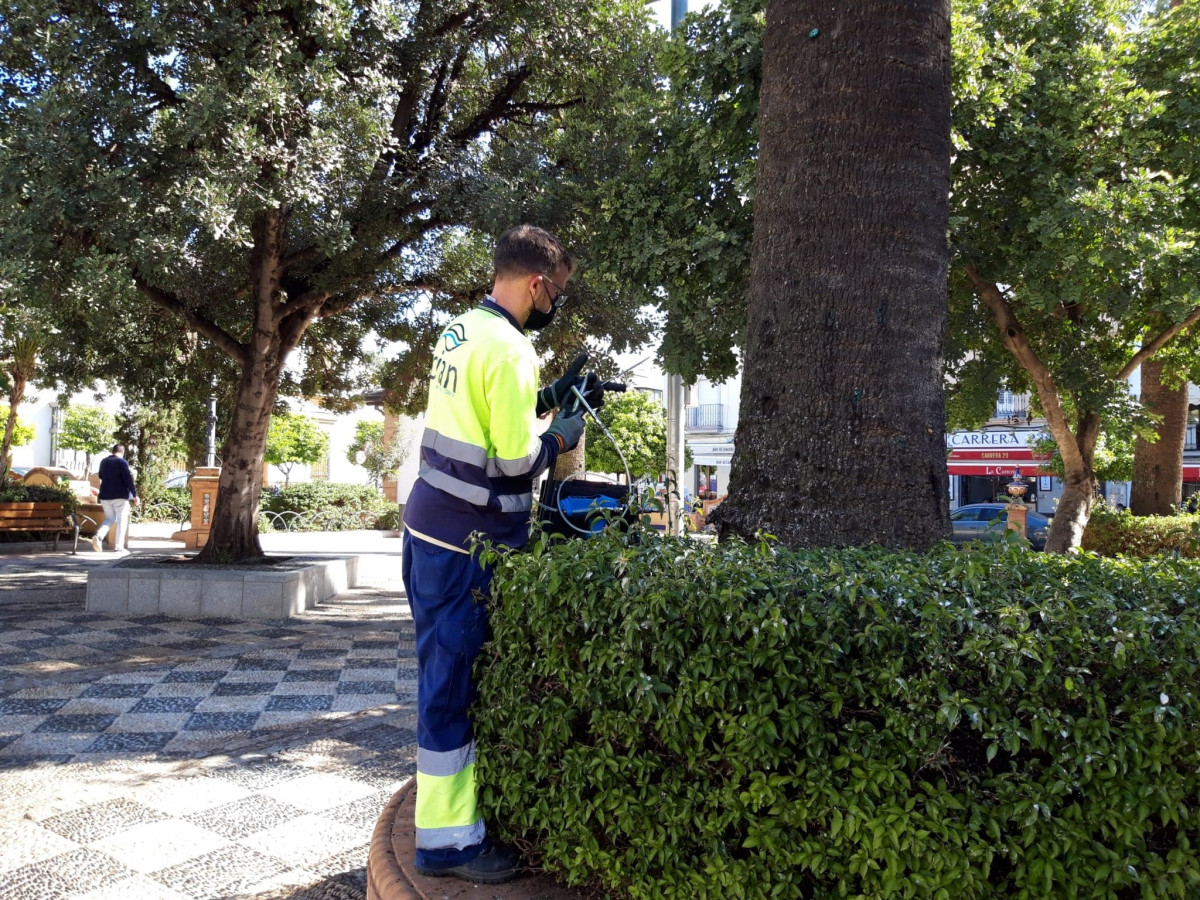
[205,389,218,468]
[664,0,688,537]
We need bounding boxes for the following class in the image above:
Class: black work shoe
[415,844,522,884]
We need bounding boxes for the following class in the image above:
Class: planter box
[86,555,361,619]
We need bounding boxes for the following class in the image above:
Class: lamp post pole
[665,0,688,536]
[205,380,218,468]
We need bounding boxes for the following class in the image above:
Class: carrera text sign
[945,431,1048,449]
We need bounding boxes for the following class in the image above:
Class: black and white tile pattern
[0,582,418,899]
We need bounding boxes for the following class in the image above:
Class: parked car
[165,471,191,489]
[4,465,31,482]
[949,503,1050,551]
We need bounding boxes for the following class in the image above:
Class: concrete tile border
[85,557,360,620]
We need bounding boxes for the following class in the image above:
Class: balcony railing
[993,392,1031,425]
[686,404,727,433]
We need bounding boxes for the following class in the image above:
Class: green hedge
[476,530,1200,900]
[259,482,393,531]
[0,482,79,515]
[1082,505,1200,559]
[133,486,191,524]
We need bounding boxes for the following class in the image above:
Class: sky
[649,0,717,30]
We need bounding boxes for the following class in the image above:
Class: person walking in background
[90,443,138,552]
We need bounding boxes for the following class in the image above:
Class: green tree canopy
[0,0,660,560]
[584,390,690,482]
[59,405,118,477]
[947,0,1200,549]
[0,406,34,449]
[346,421,384,469]
[346,418,411,488]
[590,0,763,383]
[265,411,329,487]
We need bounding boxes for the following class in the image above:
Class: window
[950,509,977,521]
[310,452,330,481]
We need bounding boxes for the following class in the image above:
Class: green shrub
[373,503,403,532]
[133,486,191,524]
[476,529,1200,900]
[259,482,390,531]
[1082,504,1200,558]
[0,481,79,515]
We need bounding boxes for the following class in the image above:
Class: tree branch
[132,274,248,366]
[316,296,357,318]
[447,65,533,146]
[281,244,322,271]
[412,51,463,158]
[507,98,582,116]
[381,216,449,260]
[367,2,481,186]
[1117,304,1200,382]
[966,264,1088,474]
[89,2,181,109]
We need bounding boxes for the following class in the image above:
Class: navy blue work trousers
[402,533,493,869]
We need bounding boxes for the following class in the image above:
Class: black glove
[578,371,606,412]
[545,410,586,453]
[536,351,588,416]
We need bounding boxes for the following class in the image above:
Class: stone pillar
[381,411,400,504]
[171,467,221,550]
[1006,504,1028,542]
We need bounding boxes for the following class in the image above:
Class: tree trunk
[1049,467,1098,551]
[195,208,302,563]
[0,377,26,483]
[967,270,1102,553]
[1130,358,1187,515]
[716,0,953,549]
[197,351,284,562]
[554,432,586,480]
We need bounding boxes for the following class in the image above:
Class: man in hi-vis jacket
[401,225,586,884]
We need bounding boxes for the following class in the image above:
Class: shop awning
[691,444,736,467]
[947,448,1052,477]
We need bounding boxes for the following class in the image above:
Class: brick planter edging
[367,778,588,900]
[367,780,420,900]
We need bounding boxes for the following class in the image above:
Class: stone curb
[367,781,421,900]
[367,780,585,900]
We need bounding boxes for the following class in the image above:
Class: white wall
[7,386,124,476]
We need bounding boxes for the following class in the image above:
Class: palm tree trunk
[716,0,953,549]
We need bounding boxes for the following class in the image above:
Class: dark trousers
[402,534,493,869]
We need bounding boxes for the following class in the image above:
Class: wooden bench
[0,502,82,553]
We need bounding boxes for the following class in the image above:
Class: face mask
[525,283,566,331]
[525,301,560,331]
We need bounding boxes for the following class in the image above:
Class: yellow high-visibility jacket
[403,299,559,550]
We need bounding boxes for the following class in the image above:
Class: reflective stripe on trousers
[402,533,492,869]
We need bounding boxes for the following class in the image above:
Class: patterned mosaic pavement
[0,559,417,900]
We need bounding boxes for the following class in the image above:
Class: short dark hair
[493,225,574,279]
[112,443,125,455]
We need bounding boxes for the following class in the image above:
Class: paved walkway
[0,528,415,900]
